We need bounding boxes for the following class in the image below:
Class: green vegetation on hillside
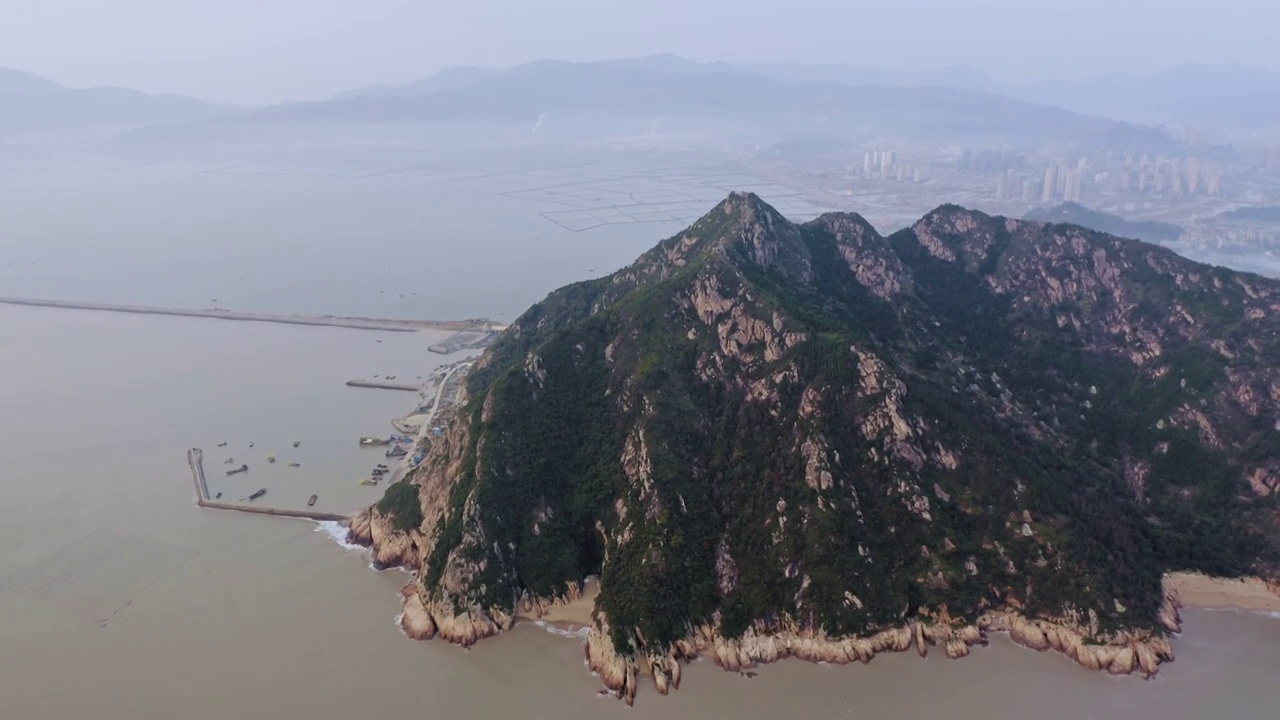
[403,193,1279,657]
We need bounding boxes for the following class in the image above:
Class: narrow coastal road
[388,361,472,484]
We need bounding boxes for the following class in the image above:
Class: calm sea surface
[0,162,1276,719]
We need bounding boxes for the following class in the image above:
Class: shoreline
[341,508,1280,704]
[1163,571,1280,613]
[514,579,599,628]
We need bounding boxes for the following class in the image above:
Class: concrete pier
[345,379,422,392]
[187,447,350,522]
[1,296,495,333]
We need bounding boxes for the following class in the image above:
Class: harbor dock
[187,448,349,522]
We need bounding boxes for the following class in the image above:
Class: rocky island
[349,192,1279,703]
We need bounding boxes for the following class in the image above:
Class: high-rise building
[995,173,1006,200]
[864,152,874,179]
[880,151,891,181]
[1021,179,1032,202]
[896,165,906,183]
[1063,169,1078,202]
[1042,166,1058,203]
[913,167,923,183]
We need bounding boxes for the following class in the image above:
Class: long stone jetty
[1,296,494,333]
[187,447,350,522]
[345,379,422,392]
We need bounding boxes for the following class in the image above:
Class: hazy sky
[3,0,1277,105]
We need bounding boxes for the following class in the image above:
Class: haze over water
[0,162,1278,719]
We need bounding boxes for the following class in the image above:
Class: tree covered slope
[353,192,1279,701]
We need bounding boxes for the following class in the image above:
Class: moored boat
[307,494,317,506]
[248,488,266,500]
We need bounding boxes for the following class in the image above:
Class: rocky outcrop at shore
[581,588,1183,705]
[397,583,511,645]
[346,506,421,571]
[350,474,1192,705]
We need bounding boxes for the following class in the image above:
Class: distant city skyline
[3,0,1278,105]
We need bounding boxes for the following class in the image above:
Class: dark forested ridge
[377,192,1279,676]
[1023,202,1185,243]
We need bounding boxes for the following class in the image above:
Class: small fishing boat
[248,443,255,448]
[215,492,222,499]
[267,455,276,463]
[359,436,391,447]
[216,442,228,448]
[226,464,249,476]
[307,494,318,506]
[292,441,301,448]
[385,446,407,458]
[248,488,267,501]
[288,462,301,468]
[358,478,377,486]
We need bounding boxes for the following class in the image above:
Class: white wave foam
[313,521,364,551]
[1203,606,1280,620]
[534,620,590,640]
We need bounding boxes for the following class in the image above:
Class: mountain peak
[687,192,812,281]
[910,204,1011,267]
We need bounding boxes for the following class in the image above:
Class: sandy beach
[516,580,600,627]
[1165,572,1280,612]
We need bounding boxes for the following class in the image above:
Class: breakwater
[0,296,493,333]
[187,447,349,522]
[345,379,422,392]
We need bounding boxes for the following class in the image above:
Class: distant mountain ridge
[333,55,1280,137]
[124,59,1173,152]
[1023,202,1185,244]
[0,67,231,133]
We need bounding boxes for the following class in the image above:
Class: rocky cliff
[351,192,1280,702]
